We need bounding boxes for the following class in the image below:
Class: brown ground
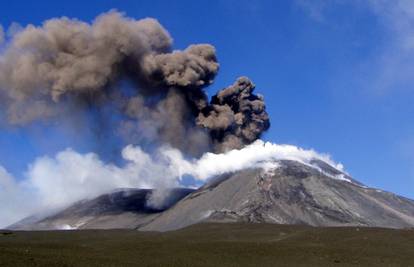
[1,223,413,267]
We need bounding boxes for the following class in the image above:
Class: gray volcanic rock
[140,160,414,231]
[9,160,414,231]
[10,188,194,230]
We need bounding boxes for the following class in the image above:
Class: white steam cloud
[0,140,345,228]
[171,140,344,180]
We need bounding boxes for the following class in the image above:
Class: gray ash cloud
[0,10,269,155]
[197,77,270,152]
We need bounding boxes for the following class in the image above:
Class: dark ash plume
[141,44,218,88]
[0,11,173,122]
[121,90,212,156]
[197,77,270,152]
[0,11,269,155]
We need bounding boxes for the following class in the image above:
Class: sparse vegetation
[1,223,413,266]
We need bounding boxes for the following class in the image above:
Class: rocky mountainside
[9,160,414,231]
[10,188,194,230]
[141,160,414,231]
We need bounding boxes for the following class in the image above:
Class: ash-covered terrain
[1,11,414,234]
[10,158,414,231]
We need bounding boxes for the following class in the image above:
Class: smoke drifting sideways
[0,10,269,155]
[0,140,348,228]
[0,11,273,227]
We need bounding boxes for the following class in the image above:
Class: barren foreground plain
[1,223,413,267]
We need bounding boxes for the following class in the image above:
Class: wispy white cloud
[0,25,4,44]
[296,0,414,93]
[5,22,22,38]
[295,0,331,22]
[363,0,414,93]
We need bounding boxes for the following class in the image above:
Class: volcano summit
[10,156,414,231]
[1,11,414,233]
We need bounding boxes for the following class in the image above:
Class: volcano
[9,159,414,231]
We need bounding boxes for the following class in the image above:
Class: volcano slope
[9,159,414,231]
[9,188,195,230]
[140,160,414,231]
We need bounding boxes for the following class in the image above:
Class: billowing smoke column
[0,10,269,155]
[197,77,270,152]
[0,11,272,227]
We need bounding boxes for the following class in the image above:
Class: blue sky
[0,0,413,199]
